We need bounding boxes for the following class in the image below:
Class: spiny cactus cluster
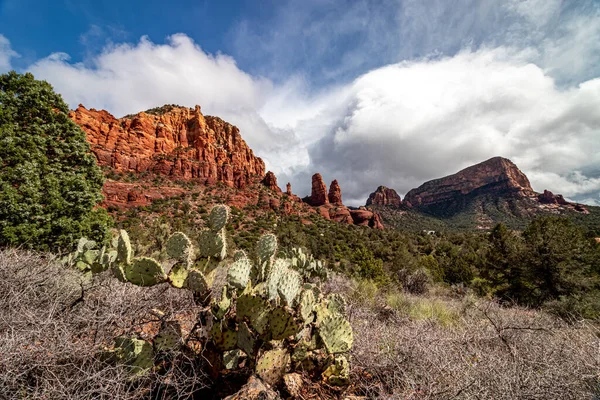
[70,205,353,388]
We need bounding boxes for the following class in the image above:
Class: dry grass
[327,276,600,399]
[0,249,210,399]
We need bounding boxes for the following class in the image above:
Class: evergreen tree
[0,71,111,251]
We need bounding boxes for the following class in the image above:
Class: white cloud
[0,34,18,72]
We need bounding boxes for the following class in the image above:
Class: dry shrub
[0,249,210,399]
[337,275,600,399]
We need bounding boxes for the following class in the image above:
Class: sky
[1,0,600,206]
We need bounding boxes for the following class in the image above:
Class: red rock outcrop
[262,171,281,192]
[538,190,568,205]
[349,208,384,229]
[328,180,343,204]
[70,105,265,188]
[307,173,329,206]
[286,182,292,195]
[404,157,534,209]
[366,186,402,207]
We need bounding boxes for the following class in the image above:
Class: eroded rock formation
[308,173,329,206]
[70,104,265,188]
[328,180,343,204]
[366,186,402,207]
[262,171,281,192]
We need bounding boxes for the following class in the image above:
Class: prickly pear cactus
[93,204,353,390]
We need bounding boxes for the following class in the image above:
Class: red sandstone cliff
[403,157,534,208]
[70,105,265,188]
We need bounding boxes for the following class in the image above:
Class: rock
[366,186,402,207]
[403,157,534,211]
[350,209,384,229]
[262,171,281,192]
[538,189,570,206]
[328,179,343,204]
[329,207,354,224]
[317,206,331,220]
[224,375,281,400]
[307,173,329,206]
[70,104,265,189]
[283,373,303,398]
[286,182,292,195]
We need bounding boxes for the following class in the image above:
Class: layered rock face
[366,186,402,207]
[328,180,343,204]
[70,105,265,188]
[404,157,534,209]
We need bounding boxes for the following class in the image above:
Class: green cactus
[319,314,353,354]
[266,259,289,301]
[166,232,193,265]
[208,204,230,231]
[227,258,252,289]
[125,257,167,286]
[327,293,347,315]
[256,348,290,386]
[233,249,247,261]
[117,230,133,265]
[212,286,231,320]
[154,321,183,352]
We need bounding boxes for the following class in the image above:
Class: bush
[0,71,110,251]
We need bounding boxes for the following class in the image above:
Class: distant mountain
[366,157,597,231]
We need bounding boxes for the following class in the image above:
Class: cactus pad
[237,321,257,356]
[198,230,227,260]
[278,268,301,306]
[83,249,99,265]
[114,337,154,375]
[257,234,278,264]
[111,263,127,282]
[266,259,289,301]
[212,286,231,320]
[227,258,252,289]
[208,204,230,231]
[168,262,189,288]
[270,307,302,340]
[154,321,183,352]
[319,314,353,354]
[237,292,270,334]
[256,348,290,386]
[166,232,193,264]
[210,320,238,350]
[299,289,316,324]
[125,257,167,286]
[117,230,133,264]
[186,269,209,295]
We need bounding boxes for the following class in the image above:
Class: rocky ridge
[366,186,402,208]
[70,105,265,188]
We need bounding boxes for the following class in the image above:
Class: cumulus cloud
[0,34,18,72]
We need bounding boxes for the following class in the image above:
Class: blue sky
[1,0,600,205]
